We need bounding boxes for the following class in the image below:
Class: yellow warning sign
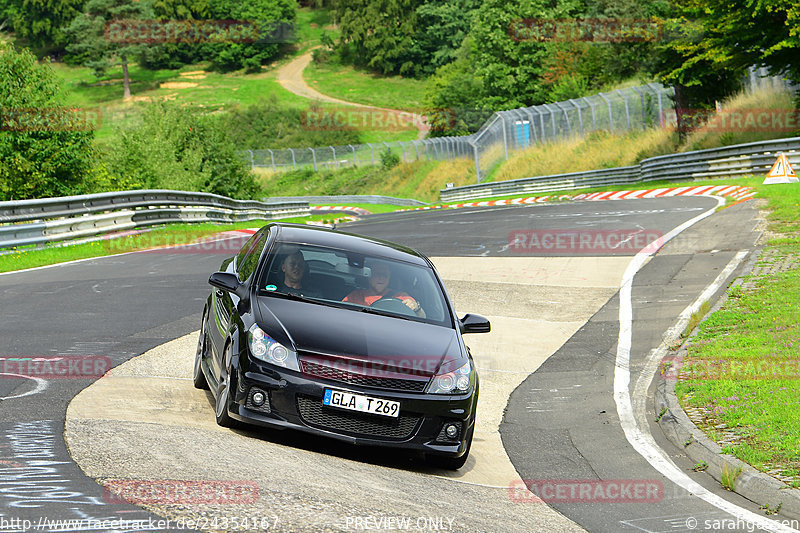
[763,153,799,184]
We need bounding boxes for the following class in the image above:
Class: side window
[236,230,268,282]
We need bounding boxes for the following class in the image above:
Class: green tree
[336,0,423,75]
[65,0,154,100]
[334,0,479,77]
[205,0,296,72]
[651,0,798,112]
[0,0,84,53]
[0,41,95,200]
[424,38,488,136]
[681,0,798,82]
[151,0,209,18]
[407,0,480,76]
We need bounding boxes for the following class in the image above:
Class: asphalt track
[0,196,786,532]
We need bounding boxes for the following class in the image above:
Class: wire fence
[243,139,472,173]
[243,73,797,183]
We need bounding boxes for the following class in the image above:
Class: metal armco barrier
[439,137,800,202]
[0,190,309,249]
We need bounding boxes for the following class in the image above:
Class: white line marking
[0,373,48,400]
[613,196,798,533]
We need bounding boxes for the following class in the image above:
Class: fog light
[252,391,266,406]
[445,424,459,439]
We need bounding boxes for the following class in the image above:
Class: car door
[210,227,269,381]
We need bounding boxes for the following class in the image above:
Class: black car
[194,223,490,469]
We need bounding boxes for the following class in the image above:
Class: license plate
[322,389,400,418]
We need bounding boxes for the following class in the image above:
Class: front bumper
[227,359,477,458]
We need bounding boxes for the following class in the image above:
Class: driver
[275,248,319,297]
[343,260,425,317]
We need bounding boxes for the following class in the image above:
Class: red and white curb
[396,185,755,212]
[575,185,755,202]
[216,229,257,237]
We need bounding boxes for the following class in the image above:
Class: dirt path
[277,50,429,140]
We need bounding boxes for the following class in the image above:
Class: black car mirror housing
[209,272,248,300]
[460,314,491,334]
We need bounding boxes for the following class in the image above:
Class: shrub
[380,147,400,169]
[103,102,261,199]
[0,42,95,200]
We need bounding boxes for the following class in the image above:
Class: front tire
[214,344,239,428]
[193,312,209,390]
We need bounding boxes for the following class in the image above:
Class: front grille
[300,360,429,392]
[296,395,420,440]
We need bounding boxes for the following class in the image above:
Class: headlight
[427,360,474,394]
[248,324,299,371]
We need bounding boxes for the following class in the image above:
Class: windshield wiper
[359,306,415,321]
[262,291,342,309]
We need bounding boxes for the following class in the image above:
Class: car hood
[255,297,462,377]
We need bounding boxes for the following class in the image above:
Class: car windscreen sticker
[265,284,277,291]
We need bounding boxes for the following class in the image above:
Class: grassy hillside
[304,61,428,111]
[680,85,797,151]
[257,158,476,202]
[485,85,798,185]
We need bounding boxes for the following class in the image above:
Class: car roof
[270,223,429,266]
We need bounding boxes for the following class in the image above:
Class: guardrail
[263,195,427,207]
[0,190,309,249]
[440,137,800,202]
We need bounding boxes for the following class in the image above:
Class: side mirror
[209,272,247,299]
[460,314,491,334]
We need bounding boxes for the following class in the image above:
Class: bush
[0,42,95,200]
[218,96,362,149]
[103,102,261,199]
[380,147,400,169]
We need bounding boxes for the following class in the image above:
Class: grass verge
[675,181,800,489]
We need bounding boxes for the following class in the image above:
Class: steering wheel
[370,297,416,316]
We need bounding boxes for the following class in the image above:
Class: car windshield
[258,242,451,326]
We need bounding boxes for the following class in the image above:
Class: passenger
[343,261,425,317]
